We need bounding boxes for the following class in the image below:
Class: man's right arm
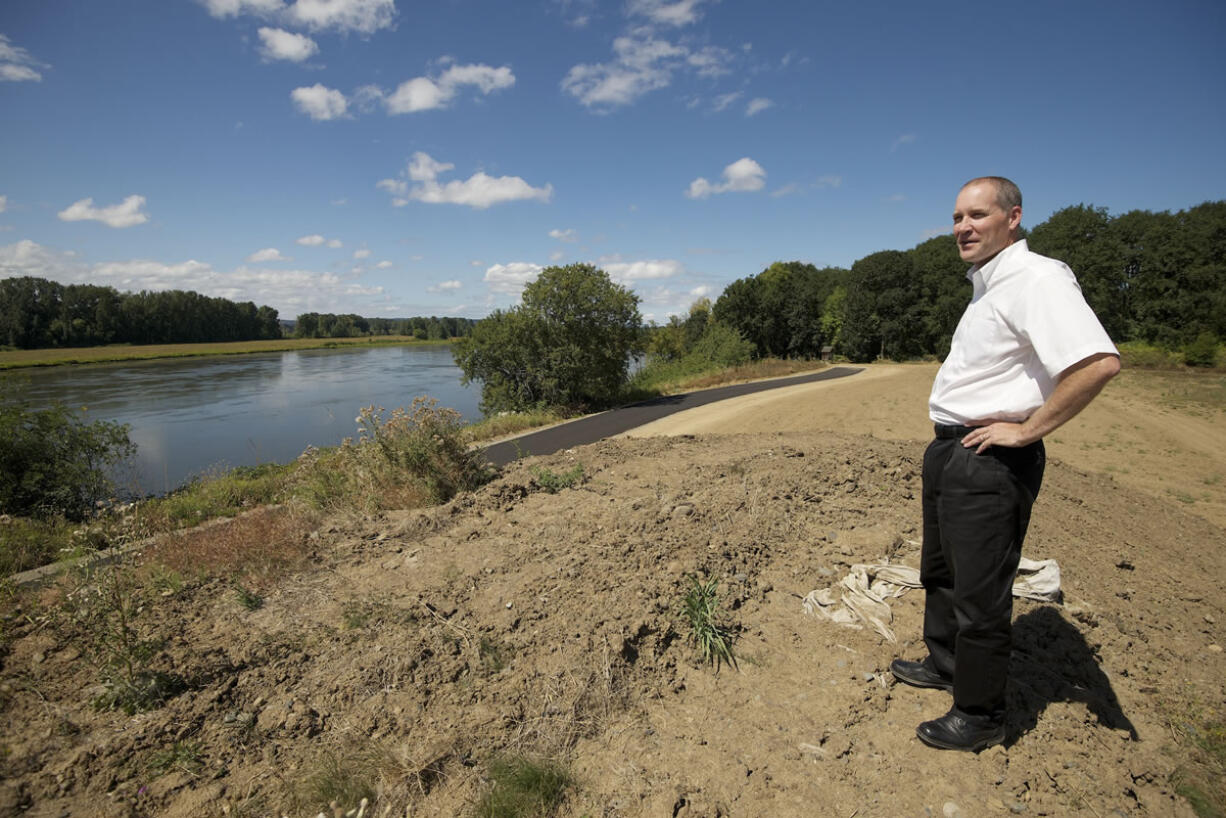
[962,352,1120,453]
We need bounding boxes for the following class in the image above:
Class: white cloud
[285,0,396,33]
[549,250,565,262]
[296,234,325,245]
[57,195,149,228]
[886,193,906,202]
[326,238,342,248]
[769,183,800,198]
[687,46,732,78]
[602,258,684,283]
[427,279,462,293]
[891,133,916,152]
[745,97,773,116]
[562,27,736,109]
[291,84,347,120]
[484,262,542,294]
[0,195,6,213]
[0,64,41,82]
[200,0,395,34]
[711,92,741,112]
[562,33,686,108]
[549,228,578,242]
[353,248,371,259]
[0,34,48,82]
[814,175,842,189]
[0,238,395,316]
[248,247,291,262]
[685,157,766,199]
[384,62,515,114]
[690,285,711,298]
[627,0,710,26]
[198,0,285,18]
[375,260,393,269]
[258,27,318,61]
[380,152,552,210]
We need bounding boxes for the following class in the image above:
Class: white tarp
[801,557,1061,643]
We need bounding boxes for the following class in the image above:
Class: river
[9,345,482,497]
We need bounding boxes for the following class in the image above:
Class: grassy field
[0,336,444,369]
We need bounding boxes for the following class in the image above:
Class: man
[890,176,1120,751]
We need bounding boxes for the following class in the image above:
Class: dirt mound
[3,425,1223,817]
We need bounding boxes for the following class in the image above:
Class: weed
[147,741,203,777]
[1169,706,1226,817]
[473,756,571,818]
[680,575,736,669]
[145,564,185,596]
[233,582,264,611]
[341,602,372,630]
[479,636,510,674]
[57,565,186,713]
[530,464,585,494]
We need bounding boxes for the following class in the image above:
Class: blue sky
[2,0,1224,324]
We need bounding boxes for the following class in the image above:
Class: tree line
[0,278,282,348]
[293,313,475,340]
[713,199,1225,363]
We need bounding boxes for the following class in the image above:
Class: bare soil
[3,364,1224,817]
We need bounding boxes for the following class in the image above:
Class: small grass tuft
[296,749,378,815]
[530,464,585,494]
[473,755,571,818]
[232,581,264,611]
[147,740,203,777]
[680,575,736,669]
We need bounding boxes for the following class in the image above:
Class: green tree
[839,250,918,361]
[453,263,643,413]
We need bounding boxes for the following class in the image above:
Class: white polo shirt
[929,239,1118,426]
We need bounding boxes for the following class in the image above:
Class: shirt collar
[967,239,1028,290]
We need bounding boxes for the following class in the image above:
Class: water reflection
[11,345,481,496]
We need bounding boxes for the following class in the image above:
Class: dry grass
[656,358,828,393]
[0,336,440,370]
[140,505,317,591]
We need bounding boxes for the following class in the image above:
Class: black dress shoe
[889,658,953,692]
[916,710,1005,752]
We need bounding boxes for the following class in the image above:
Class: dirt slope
[2,365,1224,817]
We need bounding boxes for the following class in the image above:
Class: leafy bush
[0,402,136,520]
[1116,341,1184,370]
[1185,332,1221,368]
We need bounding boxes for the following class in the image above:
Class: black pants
[920,429,1045,722]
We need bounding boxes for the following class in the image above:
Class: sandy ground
[626,362,1226,529]
[2,364,1224,818]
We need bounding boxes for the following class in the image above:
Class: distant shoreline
[0,336,453,370]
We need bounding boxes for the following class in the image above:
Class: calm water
[10,345,481,496]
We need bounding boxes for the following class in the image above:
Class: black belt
[934,424,975,439]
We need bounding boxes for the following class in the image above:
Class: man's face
[952,181,1021,265]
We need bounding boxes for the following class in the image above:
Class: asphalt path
[481,366,863,466]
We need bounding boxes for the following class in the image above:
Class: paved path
[481,366,863,466]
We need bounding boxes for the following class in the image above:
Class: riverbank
[2,364,1222,816]
[0,335,446,370]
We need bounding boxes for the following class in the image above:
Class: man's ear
[1007,205,1022,233]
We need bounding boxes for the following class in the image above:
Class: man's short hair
[962,176,1022,212]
